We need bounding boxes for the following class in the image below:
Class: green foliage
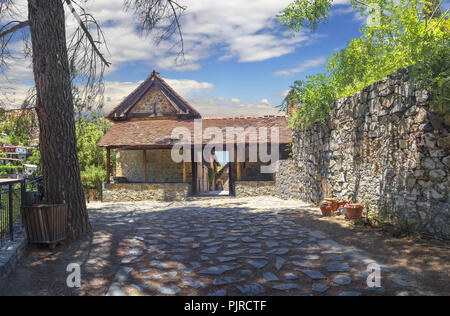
[76,115,112,171]
[279,0,332,33]
[0,161,24,176]
[280,0,450,129]
[208,167,217,188]
[75,115,113,193]
[80,165,106,190]
[286,73,336,129]
[27,150,42,177]
[0,109,38,146]
[411,37,450,115]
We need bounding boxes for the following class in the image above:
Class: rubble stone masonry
[276,68,449,239]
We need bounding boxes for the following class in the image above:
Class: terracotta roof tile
[99,116,291,148]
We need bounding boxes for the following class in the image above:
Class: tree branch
[123,0,186,58]
[64,0,111,67]
[0,21,29,39]
[168,0,184,58]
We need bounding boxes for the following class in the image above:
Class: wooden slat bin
[21,204,67,248]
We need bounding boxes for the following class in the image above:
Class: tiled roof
[99,116,291,148]
[106,70,201,120]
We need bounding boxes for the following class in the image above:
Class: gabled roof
[106,70,201,121]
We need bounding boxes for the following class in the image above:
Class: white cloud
[274,56,326,77]
[61,0,311,72]
[191,97,282,117]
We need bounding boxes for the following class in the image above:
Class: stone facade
[116,149,192,183]
[235,181,276,197]
[280,68,449,238]
[102,183,190,202]
[129,85,178,117]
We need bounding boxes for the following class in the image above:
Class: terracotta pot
[337,201,348,209]
[325,198,339,212]
[345,203,364,219]
[320,201,334,217]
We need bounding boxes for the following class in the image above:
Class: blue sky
[3,0,447,117]
[99,0,366,116]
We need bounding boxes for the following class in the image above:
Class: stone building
[99,70,291,202]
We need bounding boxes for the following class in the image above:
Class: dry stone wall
[102,183,190,202]
[275,159,301,200]
[278,68,449,239]
[235,181,276,197]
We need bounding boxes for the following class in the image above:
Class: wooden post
[182,161,187,183]
[235,148,241,181]
[106,147,111,184]
[191,148,197,195]
[142,150,147,183]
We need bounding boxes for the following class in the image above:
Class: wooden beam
[106,147,111,184]
[142,150,147,183]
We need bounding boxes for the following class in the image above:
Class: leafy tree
[26,150,42,177]
[76,115,114,195]
[280,0,449,129]
[80,165,106,194]
[0,109,37,146]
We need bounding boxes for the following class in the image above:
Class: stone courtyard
[101,197,448,296]
[0,197,448,296]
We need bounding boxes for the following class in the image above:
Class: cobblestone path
[105,197,399,296]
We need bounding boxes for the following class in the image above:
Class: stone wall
[102,183,190,202]
[235,181,276,197]
[116,149,192,183]
[283,67,449,238]
[275,159,301,200]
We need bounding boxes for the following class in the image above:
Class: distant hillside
[0,107,39,146]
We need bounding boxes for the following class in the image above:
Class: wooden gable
[107,70,201,121]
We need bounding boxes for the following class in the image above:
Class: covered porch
[99,116,291,202]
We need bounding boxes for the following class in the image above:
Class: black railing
[0,179,25,247]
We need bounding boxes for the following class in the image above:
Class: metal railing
[0,179,25,247]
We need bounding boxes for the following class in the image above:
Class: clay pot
[325,198,339,212]
[320,201,334,217]
[337,201,348,209]
[345,203,364,219]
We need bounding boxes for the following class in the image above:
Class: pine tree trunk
[28,0,91,239]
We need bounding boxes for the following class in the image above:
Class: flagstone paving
[105,197,406,296]
[1,196,446,296]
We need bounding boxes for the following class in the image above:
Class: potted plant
[320,201,333,217]
[344,203,364,219]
